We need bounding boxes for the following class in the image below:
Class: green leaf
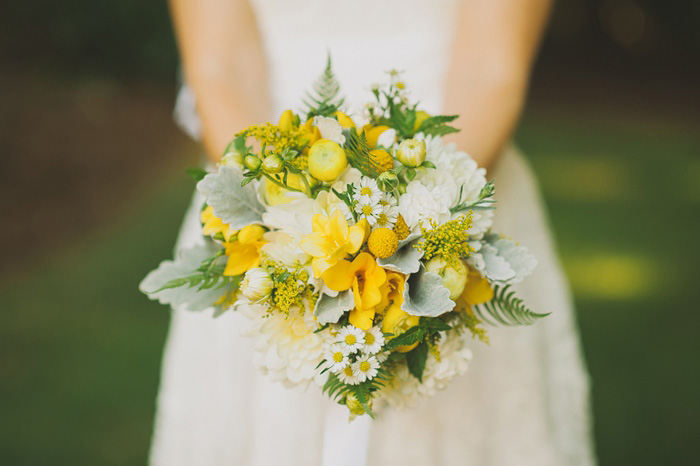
[474,285,550,326]
[406,342,429,382]
[415,114,460,136]
[197,166,265,229]
[377,237,423,274]
[384,326,424,351]
[186,167,209,182]
[315,290,355,325]
[303,55,345,119]
[420,317,452,332]
[401,265,455,317]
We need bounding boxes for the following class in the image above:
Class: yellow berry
[369,149,394,173]
[368,228,399,259]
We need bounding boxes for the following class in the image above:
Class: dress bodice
[248,0,460,116]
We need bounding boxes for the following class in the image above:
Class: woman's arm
[444,0,553,170]
[169,0,270,162]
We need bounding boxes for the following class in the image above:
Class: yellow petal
[238,224,265,243]
[321,260,354,291]
[349,307,374,331]
[224,244,260,276]
[300,232,332,257]
[461,270,494,306]
[328,209,349,243]
[311,213,327,233]
[347,223,367,254]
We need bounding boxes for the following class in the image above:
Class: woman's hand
[443,0,553,171]
[169,0,271,163]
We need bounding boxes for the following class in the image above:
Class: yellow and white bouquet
[141,60,547,418]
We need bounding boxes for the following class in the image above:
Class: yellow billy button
[368,228,399,259]
[308,139,348,181]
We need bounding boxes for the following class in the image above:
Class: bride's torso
[248,0,460,116]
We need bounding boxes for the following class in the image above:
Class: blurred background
[1,0,698,464]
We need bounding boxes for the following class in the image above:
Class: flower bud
[278,109,295,132]
[345,393,371,417]
[396,139,426,168]
[261,153,284,174]
[220,150,244,169]
[424,257,468,300]
[243,155,262,171]
[241,267,273,303]
[376,170,399,192]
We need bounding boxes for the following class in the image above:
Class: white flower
[362,327,385,354]
[240,268,273,303]
[338,364,361,385]
[375,351,389,364]
[324,343,351,373]
[315,116,345,144]
[354,197,382,226]
[240,303,326,388]
[376,128,397,148]
[353,355,380,383]
[374,204,399,229]
[336,326,365,353]
[260,231,309,268]
[354,177,382,204]
[398,180,453,230]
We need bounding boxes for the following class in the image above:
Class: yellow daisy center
[359,361,371,372]
[361,187,373,196]
[345,334,357,345]
[365,333,375,345]
[333,352,344,363]
[362,205,374,216]
[377,213,388,225]
[343,366,354,376]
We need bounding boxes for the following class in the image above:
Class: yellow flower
[334,111,355,128]
[223,224,266,276]
[459,269,494,306]
[375,271,406,314]
[381,302,420,353]
[278,109,295,132]
[201,206,237,242]
[368,228,398,259]
[362,125,390,148]
[321,252,387,330]
[300,210,365,277]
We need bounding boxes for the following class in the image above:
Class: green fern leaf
[474,285,550,326]
[343,128,382,177]
[304,55,344,119]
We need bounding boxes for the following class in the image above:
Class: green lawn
[1,111,699,465]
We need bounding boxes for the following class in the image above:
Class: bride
[150,0,597,464]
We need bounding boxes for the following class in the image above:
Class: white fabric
[152,0,597,465]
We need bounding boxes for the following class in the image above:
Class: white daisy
[338,364,361,385]
[362,327,385,354]
[324,343,350,373]
[354,198,382,226]
[355,177,382,204]
[374,204,399,230]
[336,326,365,353]
[375,351,389,364]
[380,193,398,207]
[353,355,380,383]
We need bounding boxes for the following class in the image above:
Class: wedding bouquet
[141,60,547,418]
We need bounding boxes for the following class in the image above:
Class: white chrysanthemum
[338,364,361,385]
[355,197,382,226]
[398,180,453,230]
[324,343,351,373]
[381,332,472,409]
[362,326,385,354]
[240,303,326,388]
[353,354,380,383]
[240,268,273,303]
[418,135,494,237]
[261,231,309,268]
[354,177,382,204]
[374,204,399,229]
[337,326,365,353]
[315,116,345,144]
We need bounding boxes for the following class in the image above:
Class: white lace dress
[150,0,597,464]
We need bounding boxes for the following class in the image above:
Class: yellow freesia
[201,206,237,242]
[322,252,387,330]
[299,210,365,277]
[223,224,266,276]
[381,302,420,353]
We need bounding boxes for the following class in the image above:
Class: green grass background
[1,111,698,465]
